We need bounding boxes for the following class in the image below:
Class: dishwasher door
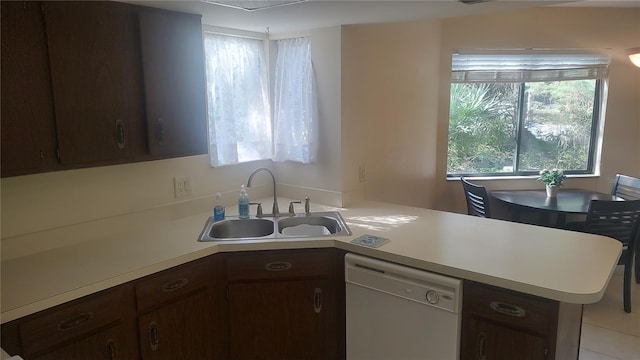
[345,253,462,360]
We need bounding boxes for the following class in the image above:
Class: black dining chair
[611,174,640,284]
[572,200,640,313]
[461,177,491,218]
[611,174,640,200]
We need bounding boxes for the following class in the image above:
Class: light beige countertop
[1,199,622,323]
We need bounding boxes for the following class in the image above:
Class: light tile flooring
[580,266,640,360]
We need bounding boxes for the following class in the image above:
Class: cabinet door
[31,323,136,360]
[138,9,208,158]
[461,281,557,360]
[228,279,335,360]
[1,1,58,176]
[462,316,547,360]
[43,1,146,166]
[2,285,138,359]
[138,290,215,360]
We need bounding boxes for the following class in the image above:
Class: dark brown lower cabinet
[1,250,342,360]
[228,279,334,360]
[3,250,588,360]
[29,323,135,360]
[225,249,342,360]
[0,256,225,360]
[138,291,214,359]
[135,256,226,360]
[461,281,583,360]
[0,285,138,359]
[464,316,547,359]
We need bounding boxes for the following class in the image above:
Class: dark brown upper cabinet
[139,8,208,158]
[43,1,148,166]
[0,1,208,177]
[1,1,58,177]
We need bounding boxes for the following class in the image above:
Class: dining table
[490,188,622,227]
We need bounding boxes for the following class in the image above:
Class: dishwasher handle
[353,263,385,274]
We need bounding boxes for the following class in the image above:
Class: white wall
[0,155,274,238]
[341,20,442,209]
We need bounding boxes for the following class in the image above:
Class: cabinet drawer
[226,249,332,282]
[463,281,556,335]
[19,286,126,356]
[135,257,213,311]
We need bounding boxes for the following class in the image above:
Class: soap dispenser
[213,192,225,221]
[238,185,250,219]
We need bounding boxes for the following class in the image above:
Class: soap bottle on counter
[238,185,250,219]
[213,192,225,221]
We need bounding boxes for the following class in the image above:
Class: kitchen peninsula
[1,200,622,359]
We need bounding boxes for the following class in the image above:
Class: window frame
[202,27,273,167]
[446,51,608,179]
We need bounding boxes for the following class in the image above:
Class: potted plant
[538,169,566,198]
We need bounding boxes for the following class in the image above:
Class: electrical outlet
[358,165,366,183]
[174,176,192,198]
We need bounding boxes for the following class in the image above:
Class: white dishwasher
[345,253,462,360]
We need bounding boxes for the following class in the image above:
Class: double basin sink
[198,211,351,241]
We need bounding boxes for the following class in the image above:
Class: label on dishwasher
[351,234,389,248]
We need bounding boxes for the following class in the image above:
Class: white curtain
[204,33,272,166]
[272,37,318,163]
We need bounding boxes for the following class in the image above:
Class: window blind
[451,52,610,83]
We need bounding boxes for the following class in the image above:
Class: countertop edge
[1,200,622,323]
[332,242,622,305]
[4,239,617,323]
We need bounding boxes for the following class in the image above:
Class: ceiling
[124,0,640,34]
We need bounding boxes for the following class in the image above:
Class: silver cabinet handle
[476,331,487,360]
[106,339,117,360]
[58,312,93,331]
[149,321,159,351]
[161,278,188,292]
[264,261,292,271]
[314,287,322,313]
[156,118,165,143]
[115,119,125,149]
[490,301,526,317]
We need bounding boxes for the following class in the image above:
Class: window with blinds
[447,51,610,177]
[451,52,610,83]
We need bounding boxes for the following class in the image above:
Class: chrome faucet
[246,168,279,215]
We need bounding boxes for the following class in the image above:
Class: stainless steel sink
[278,212,350,236]
[198,211,351,241]
[206,218,275,239]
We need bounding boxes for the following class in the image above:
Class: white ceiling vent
[459,0,492,4]
[201,0,308,11]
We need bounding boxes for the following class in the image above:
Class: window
[204,32,317,166]
[447,51,609,177]
[204,33,271,167]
